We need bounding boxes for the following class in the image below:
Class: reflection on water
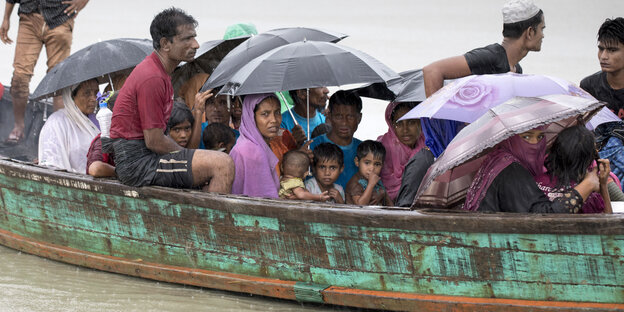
[0,246,359,312]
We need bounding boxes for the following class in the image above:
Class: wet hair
[502,10,544,39]
[356,140,386,161]
[150,7,198,50]
[288,89,302,106]
[282,150,310,177]
[545,125,597,188]
[312,142,344,167]
[328,90,362,114]
[390,102,419,122]
[598,17,624,46]
[311,123,332,139]
[202,122,236,150]
[167,101,194,134]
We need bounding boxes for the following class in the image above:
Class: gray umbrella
[171,36,249,92]
[219,41,400,96]
[201,27,347,91]
[349,69,425,102]
[31,38,153,100]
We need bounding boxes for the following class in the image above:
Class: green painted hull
[0,158,622,311]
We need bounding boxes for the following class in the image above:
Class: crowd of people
[7,0,624,214]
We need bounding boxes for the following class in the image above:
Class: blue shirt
[310,134,362,189]
[281,110,326,138]
[599,136,624,185]
[199,121,239,149]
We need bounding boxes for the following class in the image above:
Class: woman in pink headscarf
[230,93,282,198]
[377,102,425,200]
[463,127,604,213]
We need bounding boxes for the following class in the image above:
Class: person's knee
[194,150,234,179]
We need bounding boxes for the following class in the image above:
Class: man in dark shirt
[422,0,545,97]
[580,17,624,117]
[109,7,234,193]
[0,0,88,143]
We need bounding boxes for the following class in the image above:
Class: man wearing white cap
[422,0,545,97]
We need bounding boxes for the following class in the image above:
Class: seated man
[310,90,363,189]
[108,8,233,192]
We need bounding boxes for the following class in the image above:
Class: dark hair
[150,7,198,50]
[598,17,624,46]
[202,123,236,150]
[313,142,344,167]
[288,89,301,106]
[356,140,386,161]
[390,102,419,122]
[545,125,597,187]
[282,150,310,176]
[167,101,194,134]
[328,90,362,113]
[502,10,544,39]
[311,123,332,139]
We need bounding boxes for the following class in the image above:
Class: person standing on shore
[422,0,545,97]
[108,7,234,193]
[580,17,624,117]
[0,0,89,144]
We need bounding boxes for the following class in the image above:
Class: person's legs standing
[8,13,44,142]
[43,18,73,111]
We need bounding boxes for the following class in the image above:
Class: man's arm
[0,2,15,44]
[62,0,88,16]
[422,55,472,97]
[144,128,182,155]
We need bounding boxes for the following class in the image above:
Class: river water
[0,0,621,310]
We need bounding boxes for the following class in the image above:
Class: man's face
[528,16,546,52]
[598,40,624,74]
[308,87,329,109]
[169,24,199,62]
[328,104,361,141]
[205,94,230,125]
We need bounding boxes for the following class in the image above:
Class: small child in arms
[202,122,237,153]
[346,140,393,206]
[306,142,346,203]
[279,150,330,201]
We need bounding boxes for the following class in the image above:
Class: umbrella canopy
[218,40,400,96]
[586,107,620,130]
[31,38,153,100]
[400,73,594,123]
[171,36,249,92]
[202,27,348,91]
[349,69,425,102]
[413,94,603,209]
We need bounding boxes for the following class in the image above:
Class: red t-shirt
[110,52,174,140]
[86,134,115,174]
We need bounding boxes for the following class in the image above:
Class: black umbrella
[171,36,249,92]
[31,38,153,100]
[201,27,347,91]
[349,69,425,102]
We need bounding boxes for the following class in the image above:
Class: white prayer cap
[502,0,540,24]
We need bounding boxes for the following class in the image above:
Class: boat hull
[0,158,622,311]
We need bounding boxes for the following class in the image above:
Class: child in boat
[346,140,393,206]
[167,101,194,148]
[278,150,330,201]
[306,142,345,203]
[202,123,236,154]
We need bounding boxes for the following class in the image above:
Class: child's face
[328,104,361,141]
[355,153,383,180]
[314,159,343,189]
[169,120,192,148]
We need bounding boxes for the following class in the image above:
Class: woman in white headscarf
[38,79,100,173]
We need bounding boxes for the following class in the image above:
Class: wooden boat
[0,156,622,311]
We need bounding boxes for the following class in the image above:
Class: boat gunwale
[1,157,623,235]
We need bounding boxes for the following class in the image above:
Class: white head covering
[502,0,540,24]
[62,83,100,138]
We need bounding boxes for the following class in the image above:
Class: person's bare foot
[5,126,24,144]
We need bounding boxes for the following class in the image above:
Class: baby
[346,140,393,206]
[305,142,345,203]
[279,150,330,201]
[202,122,237,153]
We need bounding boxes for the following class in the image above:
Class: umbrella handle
[278,92,298,126]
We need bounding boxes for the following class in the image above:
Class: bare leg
[8,73,30,142]
[191,149,234,193]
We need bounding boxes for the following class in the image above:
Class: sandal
[5,128,24,145]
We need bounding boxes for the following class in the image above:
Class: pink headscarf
[230,93,280,198]
[377,102,425,200]
[463,131,547,211]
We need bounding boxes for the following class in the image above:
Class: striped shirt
[7,0,72,29]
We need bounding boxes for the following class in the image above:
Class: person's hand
[0,18,12,44]
[193,89,213,114]
[583,166,601,193]
[597,159,611,186]
[291,124,306,147]
[319,191,331,202]
[327,188,343,203]
[62,0,89,16]
[368,172,381,186]
[298,140,314,162]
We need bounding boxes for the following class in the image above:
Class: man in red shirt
[108,7,233,193]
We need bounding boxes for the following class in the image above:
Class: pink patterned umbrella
[413,94,603,209]
[400,73,594,123]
